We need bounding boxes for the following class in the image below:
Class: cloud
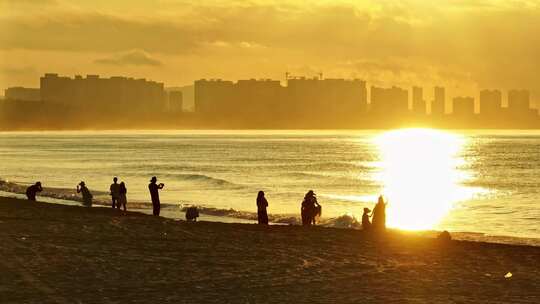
[0,66,36,75]
[0,0,57,6]
[94,50,162,66]
[0,13,203,54]
[0,0,539,102]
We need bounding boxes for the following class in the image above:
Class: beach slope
[0,197,539,303]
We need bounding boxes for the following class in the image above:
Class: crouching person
[185,206,199,222]
[77,181,93,207]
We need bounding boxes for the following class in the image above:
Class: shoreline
[1,195,539,302]
[2,189,540,247]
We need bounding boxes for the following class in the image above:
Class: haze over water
[0,129,539,240]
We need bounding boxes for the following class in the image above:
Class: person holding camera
[77,181,93,207]
[148,176,164,216]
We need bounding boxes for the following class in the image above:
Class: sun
[372,128,473,230]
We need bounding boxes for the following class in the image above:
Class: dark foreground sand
[1,197,539,304]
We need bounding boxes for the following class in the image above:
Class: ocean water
[0,129,539,242]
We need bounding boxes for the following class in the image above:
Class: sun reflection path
[372,128,474,230]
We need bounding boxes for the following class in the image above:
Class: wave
[284,172,328,179]
[177,174,235,185]
[156,173,243,189]
[284,172,379,188]
[270,161,376,172]
[178,204,361,228]
[319,193,376,204]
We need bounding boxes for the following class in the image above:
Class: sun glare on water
[372,128,473,230]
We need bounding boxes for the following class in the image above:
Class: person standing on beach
[148,176,164,216]
[362,208,372,231]
[110,177,120,209]
[371,195,387,231]
[301,190,320,226]
[77,181,93,207]
[25,182,43,201]
[118,182,128,211]
[256,191,269,225]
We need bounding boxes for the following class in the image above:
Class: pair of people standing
[362,195,387,232]
[256,190,323,226]
[110,177,128,211]
[301,190,321,226]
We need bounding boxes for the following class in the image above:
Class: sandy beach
[1,196,539,303]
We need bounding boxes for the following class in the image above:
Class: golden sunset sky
[1,0,539,106]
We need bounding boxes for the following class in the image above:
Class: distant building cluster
[39,73,167,112]
[2,73,539,128]
[2,73,185,114]
[195,78,367,123]
[194,77,539,128]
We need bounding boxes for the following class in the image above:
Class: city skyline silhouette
[1,72,538,129]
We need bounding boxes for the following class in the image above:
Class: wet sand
[1,196,539,303]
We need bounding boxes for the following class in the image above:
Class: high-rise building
[508,90,530,112]
[168,91,183,112]
[370,86,408,116]
[507,90,536,125]
[479,90,502,116]
[286,78,367,118]
[236,79,283,117]
[4,87,41,102]
[194,79,234,115]
[412,86,426,114]
[452,97,475,116]
[431,86,445,115]
[39,73,166,112]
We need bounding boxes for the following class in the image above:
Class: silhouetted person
[148,176,164,216]
[25,182,42,201]
[301,194,310,226]
[118,182,127,211]
[437,230,452,243]
[185,206,199,222]
[372,195,387,231]
[362,207,372,231]
[77,181,93,207]
[256,191,269,225]
[110,177,120,209]
[312,202,322,225]
[301,190,320,226]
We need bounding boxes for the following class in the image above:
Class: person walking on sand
[77,181,93,207]
[118,181,128,211]
[148,176,164,216]
[25,181,43,201]
[256,191,269,225]
[110,177,121,209]
[362,207,372,231]
[371,195,387,231]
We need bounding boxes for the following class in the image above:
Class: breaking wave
[179,204,361,228]
[163,173,243,189]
